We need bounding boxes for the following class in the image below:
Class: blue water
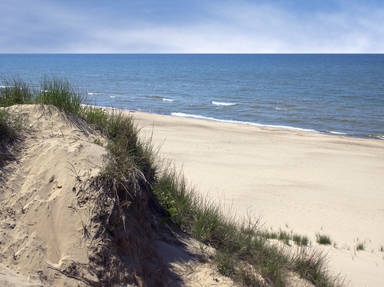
[1,54,383,139]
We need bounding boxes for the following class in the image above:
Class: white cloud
[1,1,383,53]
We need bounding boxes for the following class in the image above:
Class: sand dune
[0,105,107,286]
[133,111,384,287]
[0,105,237,287]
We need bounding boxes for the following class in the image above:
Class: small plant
[215,251,235,277]
[316,234,332,245]
[0,109,23,144]
[380,246,384,252]
[93,138,103,146]
[260,230,278,240]
[293,234,309,246]
[0,109,16,140]
[278,230,291,245]
[333,242,337,248]
[356,242,365,251]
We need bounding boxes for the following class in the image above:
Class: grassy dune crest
[0,78,343,287]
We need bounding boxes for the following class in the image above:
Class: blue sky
[1,0,383,53]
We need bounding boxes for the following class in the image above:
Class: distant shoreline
[95,104,384,141]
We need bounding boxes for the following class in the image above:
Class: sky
[0,0,383,53]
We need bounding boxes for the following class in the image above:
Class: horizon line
[0,52,383,55]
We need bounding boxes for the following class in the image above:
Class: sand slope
[0,105,239,287]
[0,105,107,286]
[133,111,384,287]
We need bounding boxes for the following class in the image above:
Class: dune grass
[0,108,24,164]
[153,167,343,286]
[0,77,343,287]
[293,234,310,246]
[0,78,34,107]
[356,242,365,251]
[260,230,310,247]
[316,234,332,245]
[0,109,17,141]
[36,78,84,114]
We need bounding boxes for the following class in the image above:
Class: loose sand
[0,105,107,286]
[132,111,384,287]
[0,105,238,287]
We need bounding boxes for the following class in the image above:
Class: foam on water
[171,112,318,133]
[162,98,175,102]
[329,131,348,135]
[211,101,237,106]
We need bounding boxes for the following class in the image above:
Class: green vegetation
[277,230,291,245]
[93,138,103,146]
[0,78,33,107]
[260,230,310,246]
[316,234,332,245]
[0,108,23,144]
[356,242,365,251]
[0,108,23,164]
[0,77,343,287]
[37,78,83,114]
[293,234,310,246]
[0,109,17,141]
[154,168,340,286]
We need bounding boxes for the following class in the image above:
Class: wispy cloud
[0,0,383,53]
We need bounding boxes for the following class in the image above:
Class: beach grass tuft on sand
[316,234,332,245]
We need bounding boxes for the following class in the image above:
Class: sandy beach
[132,111,384,287]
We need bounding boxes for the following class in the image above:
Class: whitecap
[371,135,384,140]
[274,107,288,111]
[329,131,347,135]
[211,101,237,106]
[162,98,174,102]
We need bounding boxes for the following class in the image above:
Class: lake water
[1,54,383,139]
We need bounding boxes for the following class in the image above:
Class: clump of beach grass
[291,249,343,287]
[356,242,365,251]
[0,109,18,141]
[93,138,103,146]
[260,230,310,247]
[316,234,332,245]
[0,78,34,107]
[293,234,310,246]
[0,108,24,165]
[0,77,344,287]
[36,78,84,114]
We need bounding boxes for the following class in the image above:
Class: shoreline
[95,105,384,141]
